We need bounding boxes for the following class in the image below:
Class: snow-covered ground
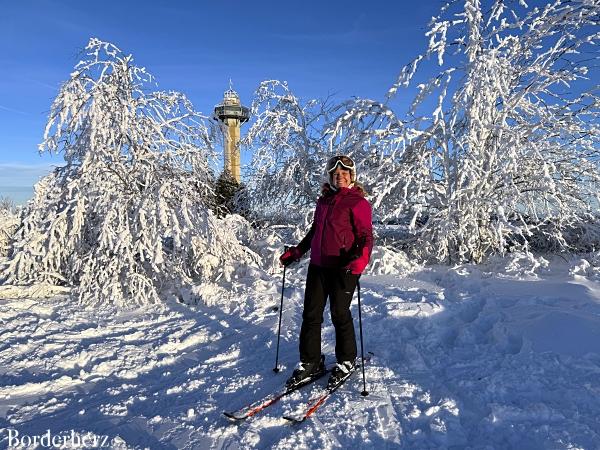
[1,255,600,449]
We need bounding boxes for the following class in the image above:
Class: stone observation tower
[213,83,250,183]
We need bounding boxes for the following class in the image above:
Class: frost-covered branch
[241,80,341,223]
[2,38,255,307]
[379,0,600,262]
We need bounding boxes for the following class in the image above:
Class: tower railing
[214,105,250,122]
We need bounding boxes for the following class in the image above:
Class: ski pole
[356,278,368,396]
[273,247,289,373]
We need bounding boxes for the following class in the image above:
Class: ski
[223,369,328,421]
[283,355,372,423]
[282,374,352,423]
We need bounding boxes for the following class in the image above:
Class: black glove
[340,237,365,266]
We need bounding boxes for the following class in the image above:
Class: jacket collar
[322,183,355,197]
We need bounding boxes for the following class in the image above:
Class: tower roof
[222,79,240,105]
[223,88,239,103]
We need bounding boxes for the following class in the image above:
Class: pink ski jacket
[295,184,373,274]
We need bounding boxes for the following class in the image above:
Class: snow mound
[1,256,600,448]
[0,284,70,300]
[367,246,419,276]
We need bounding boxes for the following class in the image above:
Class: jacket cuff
[348,257,367,275]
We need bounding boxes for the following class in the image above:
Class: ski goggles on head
[326,155,355,173]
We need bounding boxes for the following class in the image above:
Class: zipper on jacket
[320,193,341,262]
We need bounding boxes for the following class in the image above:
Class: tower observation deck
[213,86,250,183]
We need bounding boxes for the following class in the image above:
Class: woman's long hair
[321,182,367,197]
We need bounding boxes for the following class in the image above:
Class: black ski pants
[299,264,359,364]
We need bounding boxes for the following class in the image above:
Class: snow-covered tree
[397,0,600,262]
[242,81,409,227]
[0,197,19,258]
[214,170,251,218]
[241,80,342,223]
[331,0,600,262]
[1,38,255,306]
[0,196,16,213]
[244,1,599,264]
[324,98,411,219]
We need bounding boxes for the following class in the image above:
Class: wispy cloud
[28,78,62,92]
[0,162,55,186]
[0,104,29,115]
[268,29,358,43]
[266,14,395,45]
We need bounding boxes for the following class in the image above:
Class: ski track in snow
[1,263,599,449]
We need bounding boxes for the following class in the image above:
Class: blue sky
[0,0,442,203]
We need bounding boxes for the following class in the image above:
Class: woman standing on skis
[279,155,373,388]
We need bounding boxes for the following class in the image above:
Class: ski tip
[223,412,244,421]
[283,415,304,424]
